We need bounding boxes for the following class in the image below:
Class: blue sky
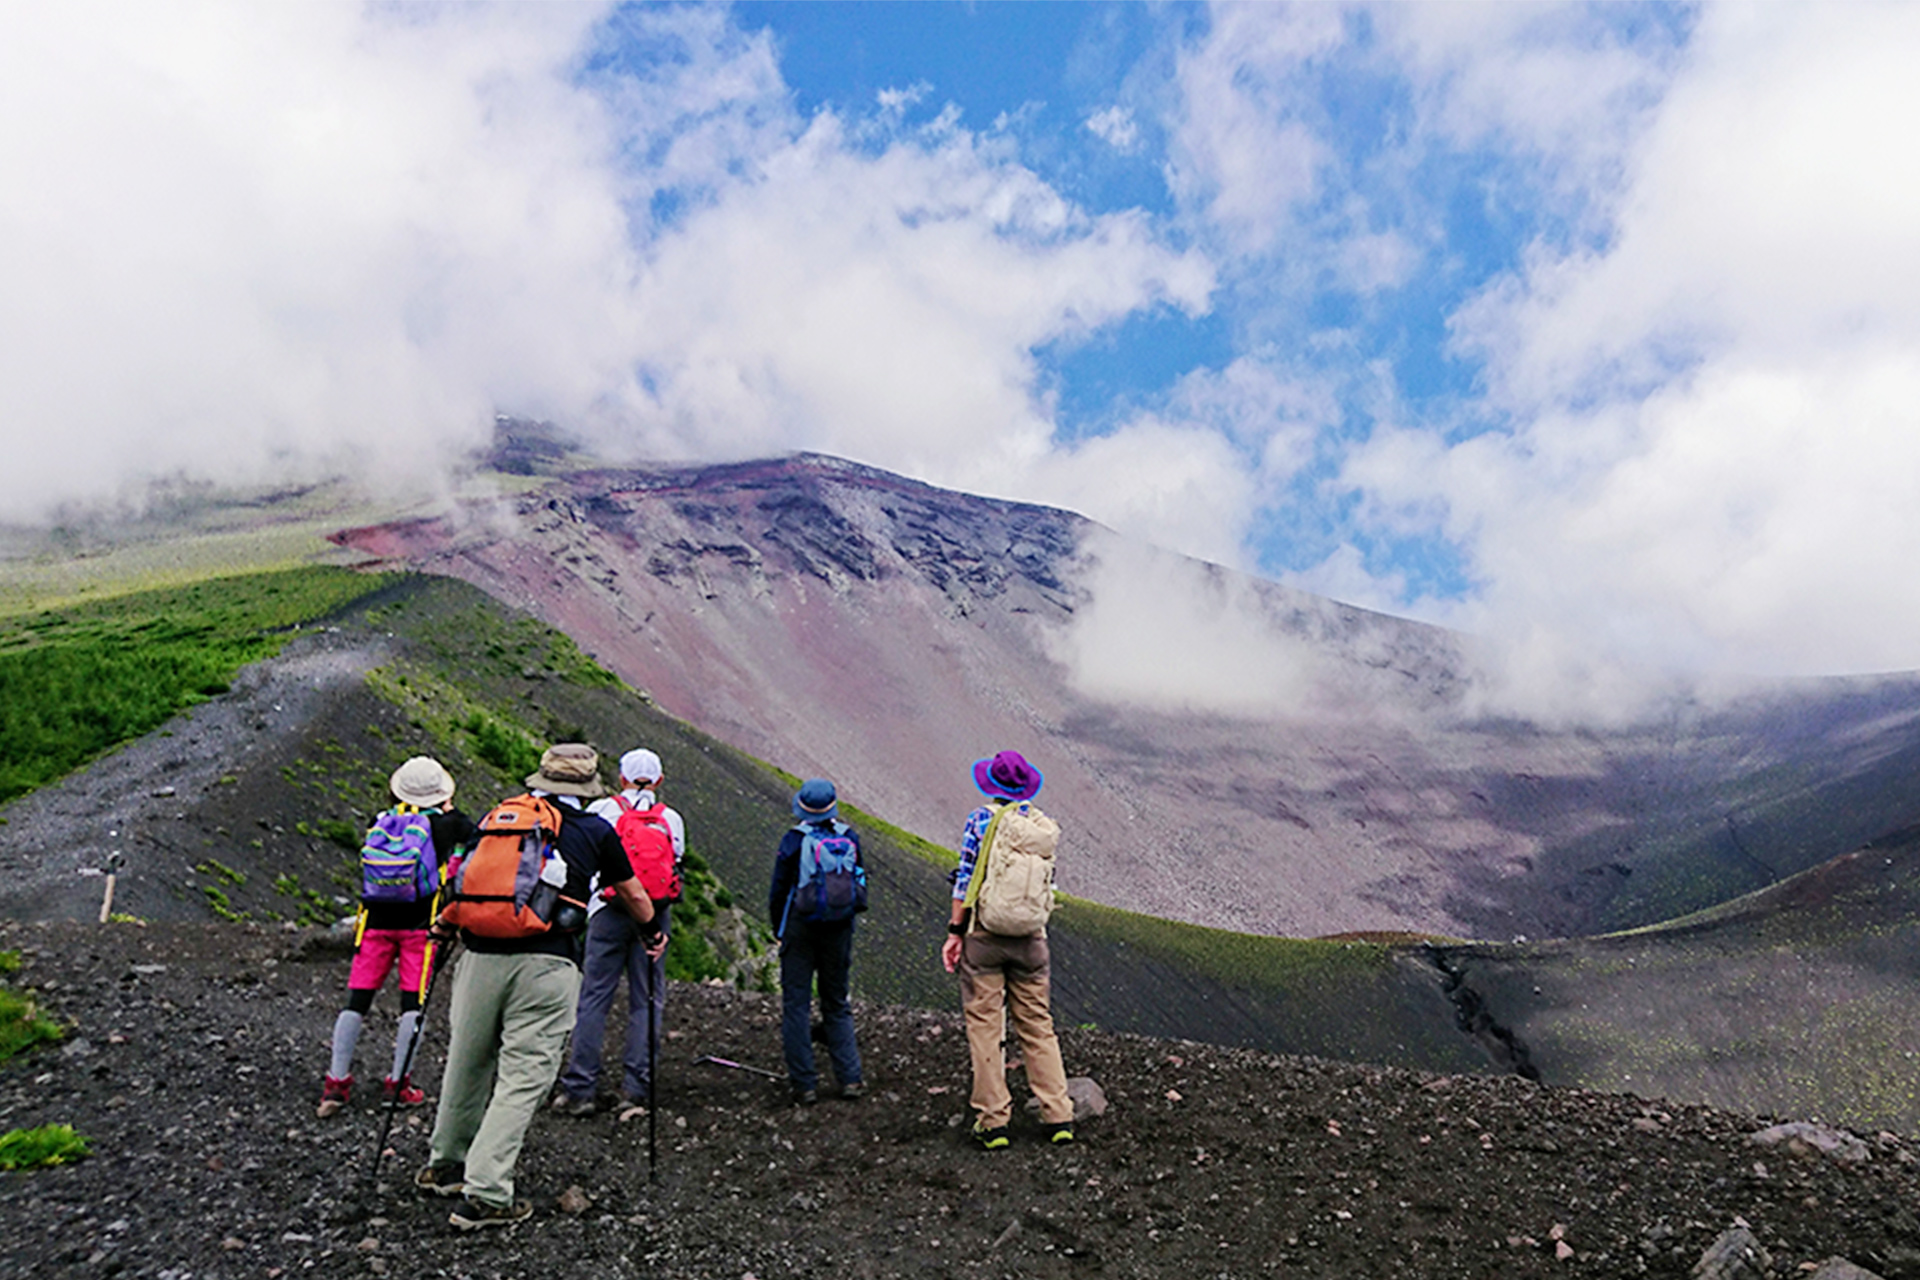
[6,2,1920,689]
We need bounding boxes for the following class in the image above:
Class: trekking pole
[647,951,659,1185]
[694,1055,783,1079]
[360,931,452,1203]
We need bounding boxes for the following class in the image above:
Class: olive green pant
[958,931,1072,1130]
[428,949,580,1207]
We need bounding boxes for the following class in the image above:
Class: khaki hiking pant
[429,949,581,1207]
[958,931,1072,1130]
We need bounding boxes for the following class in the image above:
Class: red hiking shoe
[382,1075,426,1107]
[316,1074,352,1119]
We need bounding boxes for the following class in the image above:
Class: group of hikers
[317,740,1077,1230]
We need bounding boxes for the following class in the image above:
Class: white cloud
[1022,421,1259,570]
[1001,357,1330,571]
[0,2,641,517]
[876,82,933,116]
[1395,2,1920,677]
[1163,1,1920,684]
[611,110,1215,496]
[1164,4,1344,255]
[1378,2,1679,203]
[1045,533,1330,715]
[1085,105,1140,152]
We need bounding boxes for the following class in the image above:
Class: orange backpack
[438,795,581,938]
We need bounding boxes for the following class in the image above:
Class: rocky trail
[3,920,1920,1278]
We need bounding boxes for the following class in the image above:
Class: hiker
[940,750,1075,1148]
[767,778,867,1104]
[551,747,685,1115]
[417,743,666,1230]
[318,756,479,1119]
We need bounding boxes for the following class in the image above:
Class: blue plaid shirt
[951,803,1000,901]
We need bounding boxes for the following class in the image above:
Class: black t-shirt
[459,797,635,964]
[361,808,481,932]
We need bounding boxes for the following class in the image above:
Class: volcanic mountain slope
[1437,823,1920,1136]
[334,452,1920,942]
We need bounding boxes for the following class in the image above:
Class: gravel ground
[4,919,1920,1279]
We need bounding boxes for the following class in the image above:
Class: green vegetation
[314,818,363,852]
[195,859,246,887]
[1054,897,1391,989]
[200,884,246,923]
[664,848,773,986]
[462,711,540,778]
[0,567,390,803]
[273,874,339,927]
[0,1124,90,1170]
[0,951,63,1063]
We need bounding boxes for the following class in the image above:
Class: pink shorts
[349,928,429,995]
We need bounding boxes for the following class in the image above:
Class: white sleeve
[665,806,686,859]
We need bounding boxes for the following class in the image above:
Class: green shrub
[463,712,540,777]
[316,818,363,851]
[0,1124,89,1170]
[194,859,246,886]
[0,970,62,1063]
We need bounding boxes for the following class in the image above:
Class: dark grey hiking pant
[557,903,669,1102]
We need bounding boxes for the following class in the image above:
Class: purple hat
[972,750,1043,802]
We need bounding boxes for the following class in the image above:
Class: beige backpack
[964,800,1059,936]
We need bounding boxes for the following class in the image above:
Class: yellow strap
[352,904,368,949]
[416,886,444,999]
[960,803,1010,913]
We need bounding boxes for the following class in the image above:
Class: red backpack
[610,796,682,905]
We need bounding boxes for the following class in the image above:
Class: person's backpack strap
[960,802,1010,915]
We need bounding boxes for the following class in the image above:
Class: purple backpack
[359,809,440,904]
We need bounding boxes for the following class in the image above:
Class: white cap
[619,748,663,785]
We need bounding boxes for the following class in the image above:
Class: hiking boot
[382,1075,425,1107]
[549,1090,598,1118]
[449,1196,533,1230]
[1044,1121,1076,1145]
[840,1081,867,1101]
[791,1087,818,1106]
[971,1123,1011,1151]
[413,1163,466,1198]
[316,1075,352,1119]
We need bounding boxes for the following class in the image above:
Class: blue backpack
[785,821,866,930]
[359,807,440,904]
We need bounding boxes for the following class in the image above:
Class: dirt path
[0,630,388,923]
